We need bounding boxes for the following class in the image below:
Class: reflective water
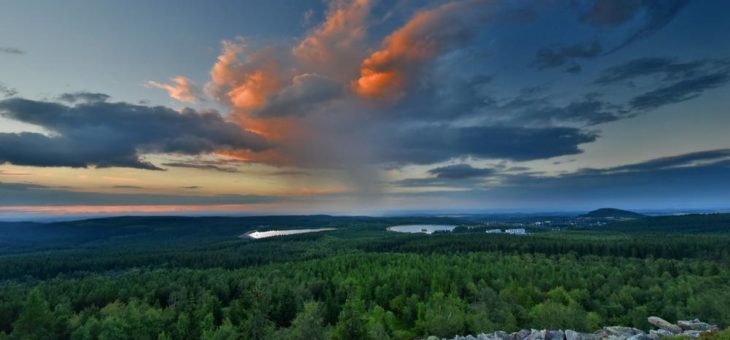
[243,228,336,239]
[386,224,456,234]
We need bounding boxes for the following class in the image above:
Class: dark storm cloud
[512,94,627,126]
[393,164,498,188]
[396,149,730,209]
[595,57,730,111]
[484,148,730,208]
[428,164,496,179]
[0,47,24,55]
[536,0,688,70]
[390,54,727,132]
[0,182,278,206]
[381,125,597,164]
[507,148,730,190]
[394,163,496,188]
[586,148,730,174]
[57,92,111,103]
[629,73,730,110]
[0,97,269,170]
[534,41,602,70]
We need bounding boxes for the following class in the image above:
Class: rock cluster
[439,316,720,340]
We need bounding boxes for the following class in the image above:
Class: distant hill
[581,208,645,219]
[600,213,730,233]
[0,215,464,253]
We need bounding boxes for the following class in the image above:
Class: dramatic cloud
[596,57,730,111]
[293,0,371,82]
[494,94,625,127]
[207,40,289,112]
[592,149,730,174]
[393,149,730,210]
[354,0,495,99]
[147,76,203,103]
[428,164,496,179]
[57,92,110,103]
[380,125,597,164]
[395,163,496,188]
[629,73,730,110]
[480,148,730,209]
[0,97,269,169]
[536,0,688,70]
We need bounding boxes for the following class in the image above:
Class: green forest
[0,215,729,339]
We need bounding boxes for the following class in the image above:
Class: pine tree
[12,289,55,340]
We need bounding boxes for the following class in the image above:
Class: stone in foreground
[647,316,682,334]
[677,319,719,332]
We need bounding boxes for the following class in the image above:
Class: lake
[387,224,456,234]
[242,228,336,239]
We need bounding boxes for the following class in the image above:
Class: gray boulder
[493,331,512,340]
[647,316,682,334]
[677,319,719,332]
[545,330,564,340]
[565,330,581,340]
[602,326,645,337]
[513,329,532,340]
[526,329,545,340]
[626,334,655,340]
[649,329,674,338]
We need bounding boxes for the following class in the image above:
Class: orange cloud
[294,0,371,82]
[208,40,286,111]
[200,1,387,168]
[147,76,201,103]
[354,0,493,99]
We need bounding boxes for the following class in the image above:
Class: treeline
[1,252,729,339]
[600,213,730,233]
[2,232,729,281]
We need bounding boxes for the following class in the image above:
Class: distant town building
[505,228,527,235]
[486,229,503,234]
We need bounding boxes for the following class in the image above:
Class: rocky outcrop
[647,316,682,334]
[442,317,720,340]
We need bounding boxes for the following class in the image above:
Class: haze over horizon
[1,0,730,218]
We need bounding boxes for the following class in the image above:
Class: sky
[1,0,729,218]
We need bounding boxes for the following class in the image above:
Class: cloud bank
[0,96,268,169]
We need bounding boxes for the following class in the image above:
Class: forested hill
[599,213,730,233]
[0,215,463,253]
[581,208,645,219]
